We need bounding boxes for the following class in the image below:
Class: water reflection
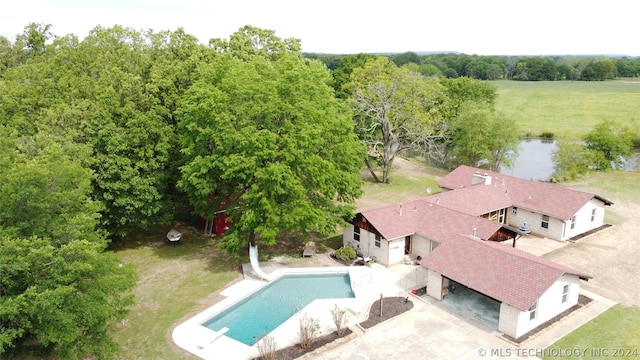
[499,138,639,181]
[500,139,557,181]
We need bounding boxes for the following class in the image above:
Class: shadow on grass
[109,222,344,274]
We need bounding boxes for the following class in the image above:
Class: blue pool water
[202,273,355,345]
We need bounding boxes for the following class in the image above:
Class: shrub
[256,334,277,360]
[330,304,348,336]
[333,246,356,261]
[298,313,320,349]
[540,131,555,139]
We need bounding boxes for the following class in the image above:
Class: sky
[1,0,637,56]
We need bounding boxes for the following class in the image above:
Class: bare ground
[543,198,640,306]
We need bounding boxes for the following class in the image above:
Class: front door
[404,235,411,254]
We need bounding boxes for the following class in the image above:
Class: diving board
[249,243,271,281]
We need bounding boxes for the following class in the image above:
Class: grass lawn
[108,227,240,360]
[543,305,640,360]
[492,80,640,140]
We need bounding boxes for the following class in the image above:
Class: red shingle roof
[419,234,592,311]
[359,198,502,241]
[437,165,612,220]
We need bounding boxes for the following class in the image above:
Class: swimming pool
[201,273,355,345]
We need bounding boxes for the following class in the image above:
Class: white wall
[426,269,443,300]
[507,198,607,241]
[507,207,564,241]
[387,238,405,266]
[411,234,432,258]
[342,224,400,266]
[562,199,607,240]
[498,274,581,339]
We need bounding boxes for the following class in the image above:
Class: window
[498,208,505,223]
[374,234,381,248]
[591,208,596,222]
[541,215,549,229]
[512,207,518,215]
[353,226,360,242]
[562,284,569,303]
[570,215,576,230]
[529,301,537,321]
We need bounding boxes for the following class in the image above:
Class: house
[341,165,608,339]
[419,234,591,339]
[435,165,613,241]
[343,198,519,267]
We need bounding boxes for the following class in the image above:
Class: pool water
[202,273,355,345]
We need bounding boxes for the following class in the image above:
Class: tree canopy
[585,120,635,169]
[346,57,445,183]
[178,29,364,252]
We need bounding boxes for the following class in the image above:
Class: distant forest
[305,51,640,81]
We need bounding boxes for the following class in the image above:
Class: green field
[543,305,640,360]
[493,80,640,140]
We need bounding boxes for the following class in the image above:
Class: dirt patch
[359,297,414,329]
[543,199,640,306]
[265,329,353,360]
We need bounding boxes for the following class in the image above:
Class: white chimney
[399,203,403,216]
[471,172,492,186]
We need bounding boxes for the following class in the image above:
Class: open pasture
[493,80,640,139]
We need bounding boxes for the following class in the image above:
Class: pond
[499,138,640,181]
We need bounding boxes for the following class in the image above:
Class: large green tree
[0,131,136,359]
[0,25,206,237]
[584,120,635,169]
[0,236,136,359]
[0,137,102,245]
[346,57,445,183]
[448,103,520,171]
[178,28,364,253]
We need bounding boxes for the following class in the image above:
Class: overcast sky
[1,0,637,56]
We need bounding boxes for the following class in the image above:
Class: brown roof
[359,199,503,241]
[419,235,592,311]
[437,165,612,220]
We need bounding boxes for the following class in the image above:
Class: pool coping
[172,266,377,360]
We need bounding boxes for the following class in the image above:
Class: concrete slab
[498,234,567,256]
[308,269,617,360]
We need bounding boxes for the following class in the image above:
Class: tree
[331,53,375,99]
[347,57,445,183]
[0,25,204,238]
[448,103,519,171]
[552,140,602,180]
[584,120,634,169]
[178,28,364,253]
[581,59,617,81]
[0,137,102,246]
[0,236,136,358]
[0,130,136,359]
[389,51,421,67]
[439,77,497,119]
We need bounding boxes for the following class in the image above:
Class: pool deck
[172,264,407,360]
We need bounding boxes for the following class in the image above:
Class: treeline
[306,51,640,81]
